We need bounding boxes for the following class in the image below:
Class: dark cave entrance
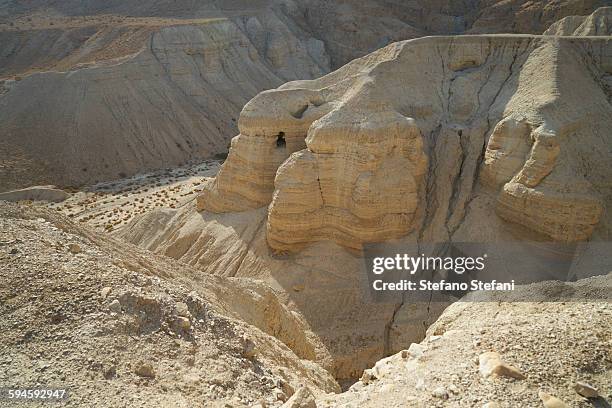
[276,132,286,148]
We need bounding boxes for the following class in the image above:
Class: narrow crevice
[448,39,532,237]
[418,124,442,241]
[445,129,467,230]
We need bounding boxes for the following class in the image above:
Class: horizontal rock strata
[200,34,612,250]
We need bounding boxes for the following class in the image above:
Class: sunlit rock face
[199,34,612,250]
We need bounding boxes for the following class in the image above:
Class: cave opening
[276,132,286,148]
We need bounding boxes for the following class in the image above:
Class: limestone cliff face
[200,35,612,250]
[544,6,612,36]
[124,31,612,382]
[267,111,427,251]
[197,87,332,212]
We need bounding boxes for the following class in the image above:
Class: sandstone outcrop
[544,6,612,36]
[122,31,612,385]
[200,34,612,251]
[267,110,427,251]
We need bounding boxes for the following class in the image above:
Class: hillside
[544,6,612,35]
[108,29,612,390]
[0,201,339,407]
[1,5,611,408]
[1,0,609,191]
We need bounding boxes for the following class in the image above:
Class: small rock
[175,302,190,317]
[100,287,112,299]
[407,343,426,358]
[275,378,294,398]
[432,386,449,400]
[273,388,287,402]
[539,391,569,408]
[360,369,376,385]
[103,365,117,380]
[68,243,82,254]
[281,386,316,408]
[241,335,256,359]
[108,299,122,313]
[176,316,191,331]
[574,381,599,398]
[400,350,409,359]
[134,362,156,378]
[479,352,525,380]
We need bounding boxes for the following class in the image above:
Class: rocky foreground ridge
[318,281,611,407]
[0,202,340,407]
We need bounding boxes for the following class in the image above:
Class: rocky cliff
[319,276,611,407]
[1,0,608,191]
[121,30,612,384]
[545,6,612,36]
[200,34,612,251]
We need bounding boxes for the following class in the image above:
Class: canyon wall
[544,6,611,36]
[1,0,609,191]
[0,16,329,191]
[200,34,612,251]
[123,24,612,382]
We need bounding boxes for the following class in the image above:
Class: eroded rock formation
[200,34,612,251]
[1,0,608,191]
[0,16,329,191]
[121,9,612,386]
[544,6,612,36]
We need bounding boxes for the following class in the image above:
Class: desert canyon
[0,1,611,408]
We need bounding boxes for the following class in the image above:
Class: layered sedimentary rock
[544,6,612,36]
[124,25,612,382]
[200,34,612,250]
[267,111,427,251]
[1,1,608,191]
[3,0,607,67]
[197,88,333,212]
[0,14,330,191]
